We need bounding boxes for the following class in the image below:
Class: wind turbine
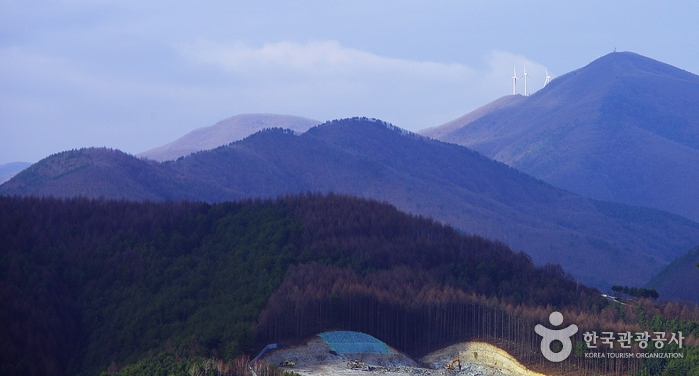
[512,67,518,95]
[523,64,529,96]
[544,68,551,86]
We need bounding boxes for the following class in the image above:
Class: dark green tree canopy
[611,285,660,300]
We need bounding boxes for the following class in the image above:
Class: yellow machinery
[280,360,295,367]
[444,358,461,371]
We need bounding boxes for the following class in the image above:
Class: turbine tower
[544,68,551,86]
[523,64,529,96]
[512,67,519,95]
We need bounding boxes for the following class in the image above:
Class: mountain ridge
[137,113,320,162]
[3,117,699,289]
[420,51,699,222]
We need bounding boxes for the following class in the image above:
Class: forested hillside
[0,193,586,375]
[2,194,698,376]
[4,118,699,290]
[0,196,298,375]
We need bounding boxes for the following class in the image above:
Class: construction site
[256,331,546,376]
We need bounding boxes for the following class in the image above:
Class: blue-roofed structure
[317,331,390,354]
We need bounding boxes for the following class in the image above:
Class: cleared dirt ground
[261,337,545,376]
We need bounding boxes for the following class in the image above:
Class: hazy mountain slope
[1,148,183,201]
[137,113,320,161]
[0,162,31,184]
[646,246,699,303]
[423,95,526,141]
[420,52,699,222]
[4,118,699,289]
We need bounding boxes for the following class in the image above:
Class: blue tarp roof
[317,331,390,354]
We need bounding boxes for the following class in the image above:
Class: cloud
[181,40,473,80]
[177,40,549,130]
[0,45,211,162]
[0,36,550,164]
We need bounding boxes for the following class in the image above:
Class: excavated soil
[261,337,545,376]
[422,342,546,376]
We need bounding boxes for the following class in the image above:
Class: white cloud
[0,36,550,164]
[177,40,549,130]
[179,40,476,85]
[0,46,213,162]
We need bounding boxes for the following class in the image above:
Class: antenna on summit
[544,68,551,86]
[523,64,529,96]
[512,67,519,95]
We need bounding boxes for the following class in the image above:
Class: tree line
[612,285,660,300]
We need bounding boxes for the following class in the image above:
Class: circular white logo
[534,311,578,362]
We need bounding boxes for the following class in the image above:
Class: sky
[2,1,699,165]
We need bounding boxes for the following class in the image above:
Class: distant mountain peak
[590,51,674,70]
[550,51,696,92]
[311,116,426,140]
[138,113,320,162]
[420,51,699,222]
